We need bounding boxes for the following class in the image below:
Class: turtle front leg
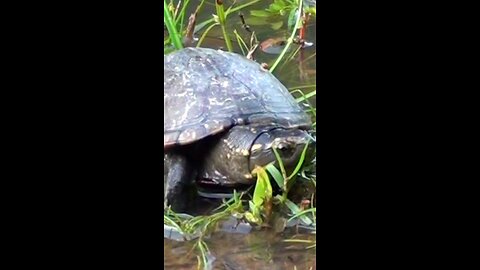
[164,153,193,212]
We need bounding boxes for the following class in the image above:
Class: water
[165,1,317,269]
[165,228,316,269]
[174,0,317,93]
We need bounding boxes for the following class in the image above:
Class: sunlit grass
[214,0,233,52]
[164,0,183,50]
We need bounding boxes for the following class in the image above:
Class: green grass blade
[295,90,316,103]
[266,163,284,189]
[288,84,317,90]
[215,0,234,52]
[269,0,303,73]
[272,147,288,182]
[251,166,272,206]
[284,199,313,225]
[233,29,249,55]
[287,207,316,223]
[196,23,219,48]
[287,139,311,179]
[164,0,183,49]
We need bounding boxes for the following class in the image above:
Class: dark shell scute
[164,48,311,146]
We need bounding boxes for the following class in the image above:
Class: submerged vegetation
[164,1,316,269]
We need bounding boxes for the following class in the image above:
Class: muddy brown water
[165,228,316,270]
[165,1,317,269]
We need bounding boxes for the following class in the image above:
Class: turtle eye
[275,143,294,156]
[276,143,288,151]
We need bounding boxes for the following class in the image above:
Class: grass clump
[164,0,183,50]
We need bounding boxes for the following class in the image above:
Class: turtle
[164,47,315,211]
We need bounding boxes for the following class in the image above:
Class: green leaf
[276,0,288,7]
[287,139,311,179]
[287,8,298,31]
[270,3,283,12]
[305,7,316,15]
[248,200,255,211]
[212,14,219,23]
[252,176,265,206]
[287,208,316,223]
[245,16,271,26]
[266,163,284,188]
[285,199,313,225]
[250,10,272,17]
[252,166,272,206]
[271,21,283,30]
[245,211,261,224]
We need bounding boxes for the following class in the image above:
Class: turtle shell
[164,47,311,148]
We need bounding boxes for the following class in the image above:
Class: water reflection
[165,227,316,270]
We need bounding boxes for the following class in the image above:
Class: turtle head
[197,126,315,187]
[248,127,315,177]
